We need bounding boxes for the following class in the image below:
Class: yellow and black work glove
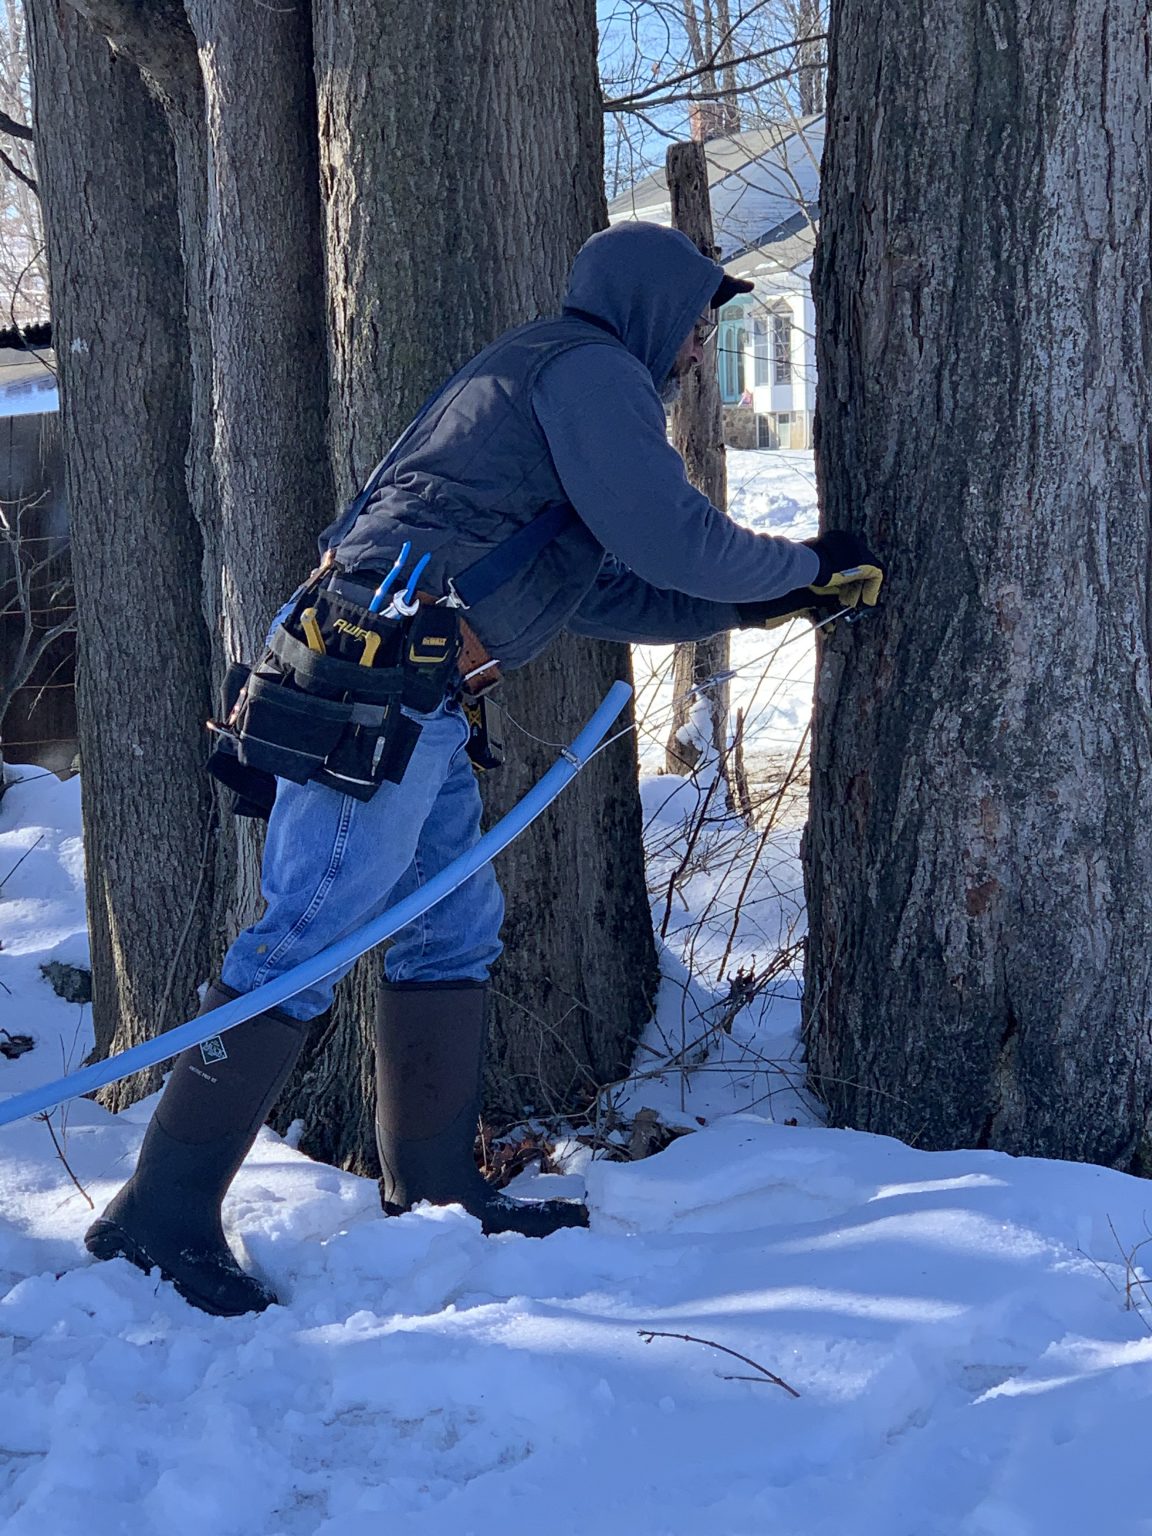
[735,587,842,630]
[802,530,885,610]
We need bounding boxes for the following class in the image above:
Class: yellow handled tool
[300,607,326,655]
[359,632,381,667]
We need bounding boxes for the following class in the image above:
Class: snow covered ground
[2,450,1152,1534]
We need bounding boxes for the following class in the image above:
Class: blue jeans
[220,700,505,1019]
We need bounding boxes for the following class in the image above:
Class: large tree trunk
[61,3,260,986]
[291,0,655,1166]
[27,1,214,1097]
[47,0,229,1102]
[182,0,331,945]
[482,643,655,1123]
[663,139,731,778]
[806,0,1152,1169]
[63,5,217,610]
[35,1,331,1102]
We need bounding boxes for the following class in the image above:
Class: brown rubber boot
[374,980,588,1237]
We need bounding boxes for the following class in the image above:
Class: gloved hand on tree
[735,587,843,630]
[802,530,885,610]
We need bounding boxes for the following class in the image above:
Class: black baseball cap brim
[711,273,755,308]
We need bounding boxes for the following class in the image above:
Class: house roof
[606,116,823,224]
[0,347,58,418]
[726,208,818,278]
[607,118,822,295]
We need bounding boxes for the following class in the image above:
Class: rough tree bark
[27,1,214,1096]
[64,0,329,954]
[40,0,226,1101]
[663,139,732,779]
[181,0,331,944]
[287,0,656,1165]
[32,1,333,1099]
[806,0,1152,1168]
[63,3,216,601]
[791,0,826,116]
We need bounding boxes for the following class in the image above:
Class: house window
[717,301,748,404]
[771,307,793,385]
[751,316,771,386]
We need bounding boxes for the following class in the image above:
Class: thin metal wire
[488,698,568,753]
[495,601,853,756]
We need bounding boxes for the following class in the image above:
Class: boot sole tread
[84,1218,272,1318]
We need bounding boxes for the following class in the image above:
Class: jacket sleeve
[567,557,741,644]
[533,345,820,603]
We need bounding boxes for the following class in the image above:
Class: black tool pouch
[206,586,422,815]
[401,603,463,713]
[205,663,279,820]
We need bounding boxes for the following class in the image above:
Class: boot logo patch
[200,1036,229,1066]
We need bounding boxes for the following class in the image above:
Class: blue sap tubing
[0,681,633,1131]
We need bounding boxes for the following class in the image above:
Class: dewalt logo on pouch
[409,631,451,665]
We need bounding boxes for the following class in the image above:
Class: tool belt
[206,578,464,818]
[204,493,581,816]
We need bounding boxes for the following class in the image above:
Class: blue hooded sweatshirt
[327,222,819,670]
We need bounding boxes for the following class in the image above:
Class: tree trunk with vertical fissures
[806,0,1152,1169]
[27,2,214,1101]
[182,0,332,947]
[289,0,656,1162]
[664,139,731,780]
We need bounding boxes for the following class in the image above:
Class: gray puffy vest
[329,316,619,672]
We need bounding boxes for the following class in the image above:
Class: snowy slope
[3,1084,1151,1534]
[3,452,1152,1534]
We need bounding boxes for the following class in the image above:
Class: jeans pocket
[401,698,462,725]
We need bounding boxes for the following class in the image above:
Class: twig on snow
[1108,1215,1152,1325]
[0,833,44,894]
[638,1328,800,1398]
[35,1111,94,1209]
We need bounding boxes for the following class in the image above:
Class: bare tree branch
[682,0,707,73]
[0,494,74,724]
[606,57,812,112]
[0,105,33,141]
[0,138,36,193]
[639,1329,801,1398]
[6,246,47,329]
[602,33,826,111]
[706,0,784,73]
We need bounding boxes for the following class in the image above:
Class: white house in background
[607,116,823,449]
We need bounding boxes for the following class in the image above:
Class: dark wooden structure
[0,342,75,772]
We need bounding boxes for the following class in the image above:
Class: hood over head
[562,222,731,390]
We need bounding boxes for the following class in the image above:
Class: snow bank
[3,1097,1150,1534]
